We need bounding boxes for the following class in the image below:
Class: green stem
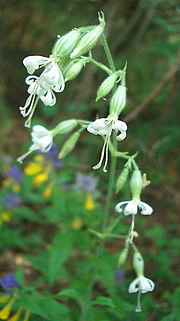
[79,133,117,321]
[100,33,116,72]
[87,57,112,74]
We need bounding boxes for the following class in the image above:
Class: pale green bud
[116,168,129,193]
[52,119,78,136]
[95,73,118,102]
[109,85,126,118]
[130,170,143,200]
[70,19,105,59]
[58,130,81,159]
[118,246,129,267]
[133,252,144,277]
[64,59,87,82]
[52,30,81,56]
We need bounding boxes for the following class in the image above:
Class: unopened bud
[118,246,129,267]
[70,15,105,59]
[52,30,81,56]
[52,119,78,136]
[109,85,126,118]
[133,252,144,277]
[64,59,87,81]
[95,73,118,102]
[130,170,143,200]
[116,168,129,193]
[58,130,82,159]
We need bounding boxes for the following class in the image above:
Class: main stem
[79,36,117,321]
[79,135,117,321]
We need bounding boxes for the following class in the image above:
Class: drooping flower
[115,170,153,215]
[115,199,153,216]
[87,117,127,172]
[128,275,154,294]
[20,55,65,127]
[17,125,53,163]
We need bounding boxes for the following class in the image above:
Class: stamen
[127,214,135,243]
[103,133,111,172]
[24,96,40,128]
[93,134,109,170]
[17,145,37,163]
[135,291,142,312]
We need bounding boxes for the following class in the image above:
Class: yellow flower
[71,218,84,230]
[33,155,45,163]
[24,162,44,176]
[12,184,20,193]
[33,172,48,186]
[2,179,11,188]
[1,211,12,223]
[0,296,16,320]
[43,182,54,198]
[8,308,23,321]
[0,296,10,304]
[84,193,95,210]
[22,311,30,321]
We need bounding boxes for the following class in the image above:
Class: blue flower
[38,144,63,169]
[4,194,23,208]
[0,274,20,294]
[7,167,23,183]
[75,173,97,192]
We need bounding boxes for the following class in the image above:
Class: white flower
[128,275,155,294]
[20,55,65,127]
[115,199,153,215]
[87,117,127,172]
[23,55,51,74]
[17,125,53,163]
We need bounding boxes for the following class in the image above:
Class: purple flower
[1,273,20,293]
[114,268,125,284]
[4,193,23,208]
[37,144,63,169]
[75,173,97,192]
[7,166,23,183]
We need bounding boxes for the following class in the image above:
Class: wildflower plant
[12,11,156,319]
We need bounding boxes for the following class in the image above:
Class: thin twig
[125,55,180,122]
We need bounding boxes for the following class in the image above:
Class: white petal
[40,90,56,106]
[25,75,38,85]
[139,276,155,293]
[32,125,50,137]
[138,201,153,215]
[128,278,139,293]
[23,55,50,74]
[116,131,126,141]
[113,120,127,132]
[115,201,128,213]
[124,200,138,215]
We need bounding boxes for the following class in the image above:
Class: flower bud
[52,119,78,136]
[70,18,105,59]
[109,85,126,118]
[64,59,86,81]
[116,168,129,193]
[118,246,129,267]
[133,252,144,277]
[95,73,118,102]
[52,30,81,56]
[130,170,143,200]
[58,130,81,159]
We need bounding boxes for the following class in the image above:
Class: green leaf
[91,296,116,308]
[57,288,82,305]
